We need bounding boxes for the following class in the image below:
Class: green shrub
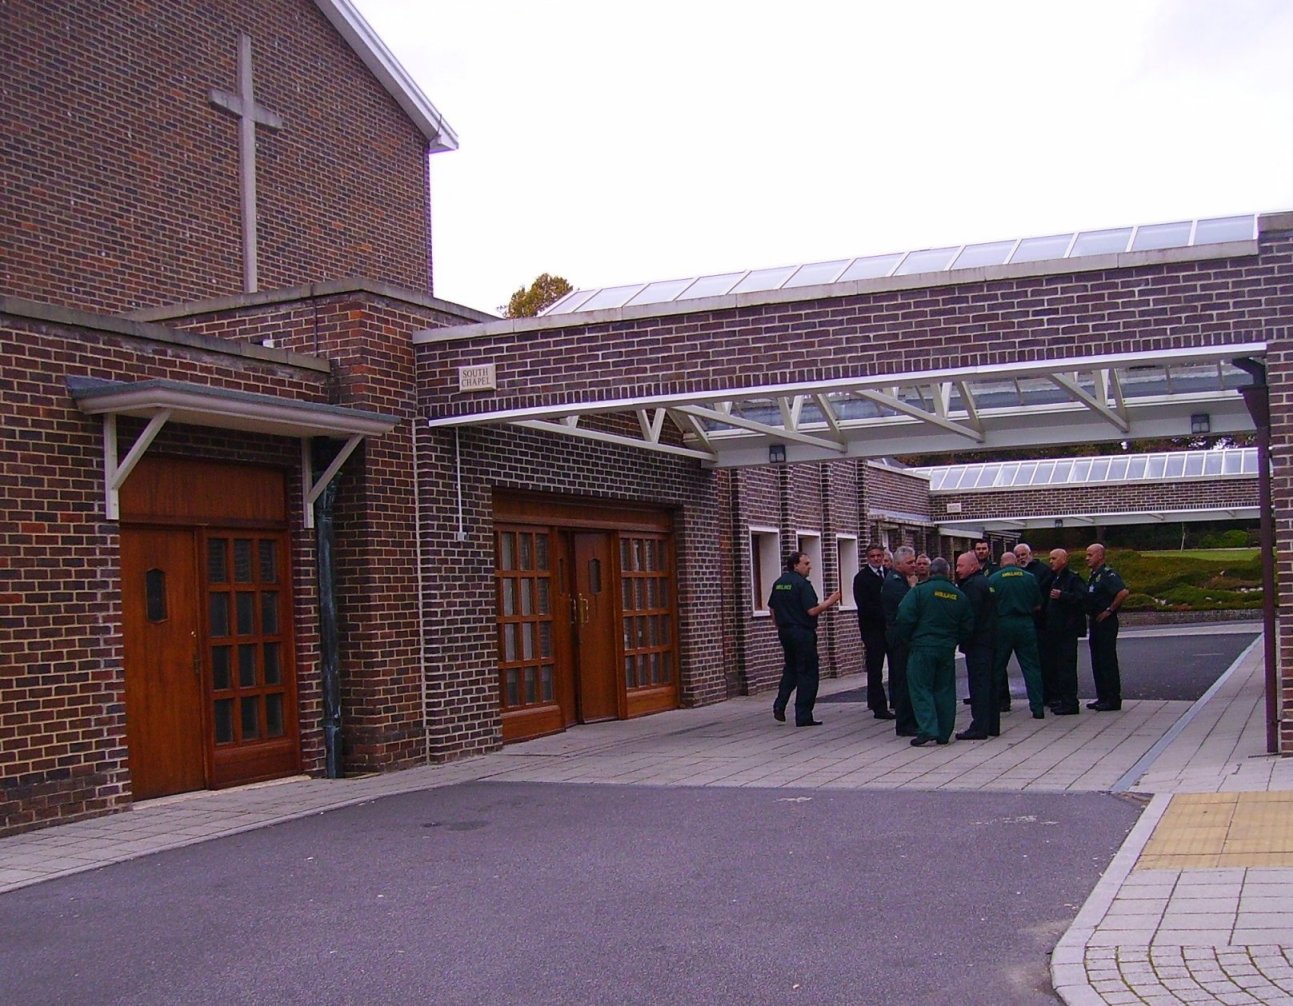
[1105,548,1263,612]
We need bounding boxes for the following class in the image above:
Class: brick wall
[2,0,433,315]
[0,303,334,834]
[930,477,1258,522]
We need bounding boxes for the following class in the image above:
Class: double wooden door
[119,456,300,800]
[495,499,679,743]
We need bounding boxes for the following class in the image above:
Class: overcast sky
[351,0,1293,315]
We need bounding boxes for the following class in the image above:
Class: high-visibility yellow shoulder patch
[933,590,959,601]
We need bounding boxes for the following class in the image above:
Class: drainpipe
[313,437,345,778]
[1234,358,1277,754]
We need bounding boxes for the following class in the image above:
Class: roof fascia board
[414,239,1259,344]
[313,0,459,152]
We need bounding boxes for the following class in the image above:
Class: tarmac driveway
[2,782,1142,1006]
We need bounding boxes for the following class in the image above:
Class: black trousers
[885,631,917,735]
[1040,630,1080,709]
[963,641,999,736]
[774,626,820,725]
[1089,617,1121,706]
[860,622,890,712]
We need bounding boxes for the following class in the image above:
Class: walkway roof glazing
[918,448,1257,493]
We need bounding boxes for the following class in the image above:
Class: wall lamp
[768,444,787,464]
[1191,413,1211,434]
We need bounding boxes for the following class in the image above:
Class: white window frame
[749,526,781,617]
[836,534,859,610]
[797,531,824,601]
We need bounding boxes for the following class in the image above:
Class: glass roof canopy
[916,448,1257,493]
[426,344,1264,470]
[542,214,1257,316]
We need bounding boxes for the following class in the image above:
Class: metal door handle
[578,595,590,625]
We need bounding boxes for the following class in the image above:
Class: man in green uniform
[1084,543,1130,711]
[895,556,974,746]
[989,553,1046,719]
[769,551,842,727]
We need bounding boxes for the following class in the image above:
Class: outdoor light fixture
[1054,518,1064,528]
[1191,413,1211,434]
[768,444,787,464]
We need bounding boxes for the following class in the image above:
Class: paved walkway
[1,622,1289,1004]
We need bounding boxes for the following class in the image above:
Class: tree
[503,273,573,318]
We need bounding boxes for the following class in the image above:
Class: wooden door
[121,527,206,799]
[573,531,618,721]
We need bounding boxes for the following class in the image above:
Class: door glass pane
[239,644,257,687]
[240,696,259,740]
[236,592,255,635]
[263,642,280,684]
[258,540,278,583]
[520,579,533,615]
[505,669,519,707]
[501,579,515,615]
[524,667,536,704]
[622,578,633,608]
[621,539,633,571]
[214,699,234,743]
[265,694,284,737]
[541,666,554,702]
[212,645,231,690]
[539,621,552,658]
[207,540,228,583]
[261,592,278,635]
[499,532,515,571]
[535,534,549,570]
[233,539,253,583]
[521,623,534,660]
[503,623,517,661]
[625,655,637,688]
[145,569,167,622]
[536,579,550,615]
[209,593,230,637]
[519,534,533,571]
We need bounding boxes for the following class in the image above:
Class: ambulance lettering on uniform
[774,584,793,591]
[933,590,959,601]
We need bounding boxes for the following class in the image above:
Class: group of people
[768,539,1129,747]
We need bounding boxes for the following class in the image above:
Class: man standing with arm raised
[770,551,842,727]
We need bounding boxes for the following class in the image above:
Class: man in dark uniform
[1014,542,1048,580]
[989,553,1046,718]
[1039,548,1086,716]
[770,551,842,727]
[852,543,896,719]
[1084,543,1130,711]
[974,539,998,578]
[881,545,919,737]
[954,549,998,740]
[895,557,974,746]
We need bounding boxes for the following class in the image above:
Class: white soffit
[427,344,1265,469]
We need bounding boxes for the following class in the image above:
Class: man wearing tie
[852,543,896,719]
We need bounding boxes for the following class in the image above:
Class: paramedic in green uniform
[895,557,974,746]
[988,553,1046,719]
[769,551,842,727]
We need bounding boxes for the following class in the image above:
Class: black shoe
[896,729,918,737]
[1088,702,1121,712]
[936,737,949,745]
[1000,705,1012,713]
[873,709,896,720]
[910,735,935,747]
[1052,704,1080,716]
[955,730,989,740]
[796,719,823,727]
[773,707,786,722]
[1032,710,1045,719]
[962,697,972,705]
[1086,700,1102,710]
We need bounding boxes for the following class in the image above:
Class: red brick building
[0,0,1285,836]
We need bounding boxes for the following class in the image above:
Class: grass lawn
[1140,548,1259,562]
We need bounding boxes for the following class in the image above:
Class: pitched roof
[313,0,458,153]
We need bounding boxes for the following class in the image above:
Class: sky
[351,0,1293,316]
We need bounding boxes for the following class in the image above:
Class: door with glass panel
[203,530,300,788]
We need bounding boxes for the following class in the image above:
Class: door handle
[578,595,590,625]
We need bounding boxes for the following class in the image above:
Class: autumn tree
[503,273,573,318]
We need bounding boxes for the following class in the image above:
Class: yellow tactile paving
[1134,792,1293,870]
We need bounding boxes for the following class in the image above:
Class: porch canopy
[426,344,1264,469]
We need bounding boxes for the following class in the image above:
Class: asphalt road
[0,783,1142,1006]
[822,628,1259,706]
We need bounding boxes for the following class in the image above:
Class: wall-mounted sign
[458,363,496,392]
